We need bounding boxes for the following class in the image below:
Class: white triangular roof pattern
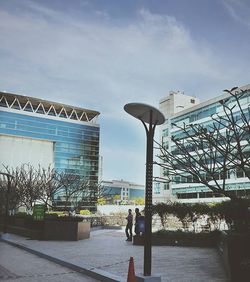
[0,91,100,124]
[58,107,68,118]
[10,98,21,109]
[35,103,46,114]
[23,100,34,111]
[0,96,9,107]
[47,105,57,116]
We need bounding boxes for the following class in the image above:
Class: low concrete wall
[133,233,218,247]
[44,221,90,241]
[218,231,250,282]
[0,224,42,239]
[1,221,90,241]
[97,205,144,215]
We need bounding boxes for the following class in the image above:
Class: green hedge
[152,199,250,231]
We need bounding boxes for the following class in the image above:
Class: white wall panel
[0,135,54,170]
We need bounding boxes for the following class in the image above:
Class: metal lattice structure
[0,91,99,123]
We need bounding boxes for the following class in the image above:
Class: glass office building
[0,91,100,210]
[157,85,250,203]
[101,179,144,204]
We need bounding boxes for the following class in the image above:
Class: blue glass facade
[0,110,99,181]
[0,92,100,211]
[130,189,144,198]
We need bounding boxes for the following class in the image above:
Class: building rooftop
[0,91,100,124]
[172,84,250,119]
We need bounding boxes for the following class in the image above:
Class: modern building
[155,85,250,203]
[0,91,100,210]
[101,179,144,204]
[154,91,199,202]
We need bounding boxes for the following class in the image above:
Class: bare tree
[70,182,96,212]
[0,173,10,215]
[96,183,113,202]
[211,88,250,179]
[53,172,95,211]
[38,166,62,209]
[1,164,100,213]
[16,164,44,212]
[1,166,28,213]
[155,87,250,199]
[1,165,62,213]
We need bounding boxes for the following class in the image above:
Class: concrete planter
[134,232,218,247]
[14,218,26,227]
[44,220,90,241]
[5,225,42,239]
[218,231,250,282]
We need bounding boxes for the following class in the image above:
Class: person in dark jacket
[134,208,141,235]
[125,209,133,241]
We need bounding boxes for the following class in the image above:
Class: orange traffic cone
[127,256,136,282]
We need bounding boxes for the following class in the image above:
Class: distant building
[0,91,100,211]
[155,85,250,203]
[101,179,144,204]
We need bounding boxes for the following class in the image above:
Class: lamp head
[124,103,165,125]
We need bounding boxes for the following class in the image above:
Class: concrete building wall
[97,204,144,215]
[0,134,53,170]
[102,179,144,203]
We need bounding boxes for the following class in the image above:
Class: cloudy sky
[0,0,250,184]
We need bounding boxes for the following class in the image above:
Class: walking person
[125,209,133,241]
[134,207,141,235]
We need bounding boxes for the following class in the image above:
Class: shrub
[153,199,250,232]
[45,214,84,222]
[211,199,250,231]
[45,211,68,220]
[79,209,91,215]
[15,212,28,218]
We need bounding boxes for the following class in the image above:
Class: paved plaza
[0,242,98,282]
[0,228,228,281]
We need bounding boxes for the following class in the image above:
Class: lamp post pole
[143,109,155,275]
[124,103,165,276]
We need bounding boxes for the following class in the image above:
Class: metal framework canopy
[124,103,165,125]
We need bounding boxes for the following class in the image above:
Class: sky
[0,0,250,184]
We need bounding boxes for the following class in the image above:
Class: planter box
[44,220,90,241]
[6,225,42,239]
[218,231,250,282]
[133,232,218,247]
[14,218,26,227]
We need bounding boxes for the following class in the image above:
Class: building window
[163,169,169,177]
[236,168,244,178]
[164,183,169,190]
[154,183,160,194]
[190,99,195,104]
[162,141,169,150]
[174,176,180,184]
[162,128,169,137]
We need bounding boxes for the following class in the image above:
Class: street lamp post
[0,172,14,234]
[124,103,165,276]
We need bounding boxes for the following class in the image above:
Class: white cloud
[222,0,250,28]
[0,4,238,114]
[0,1,249,182]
